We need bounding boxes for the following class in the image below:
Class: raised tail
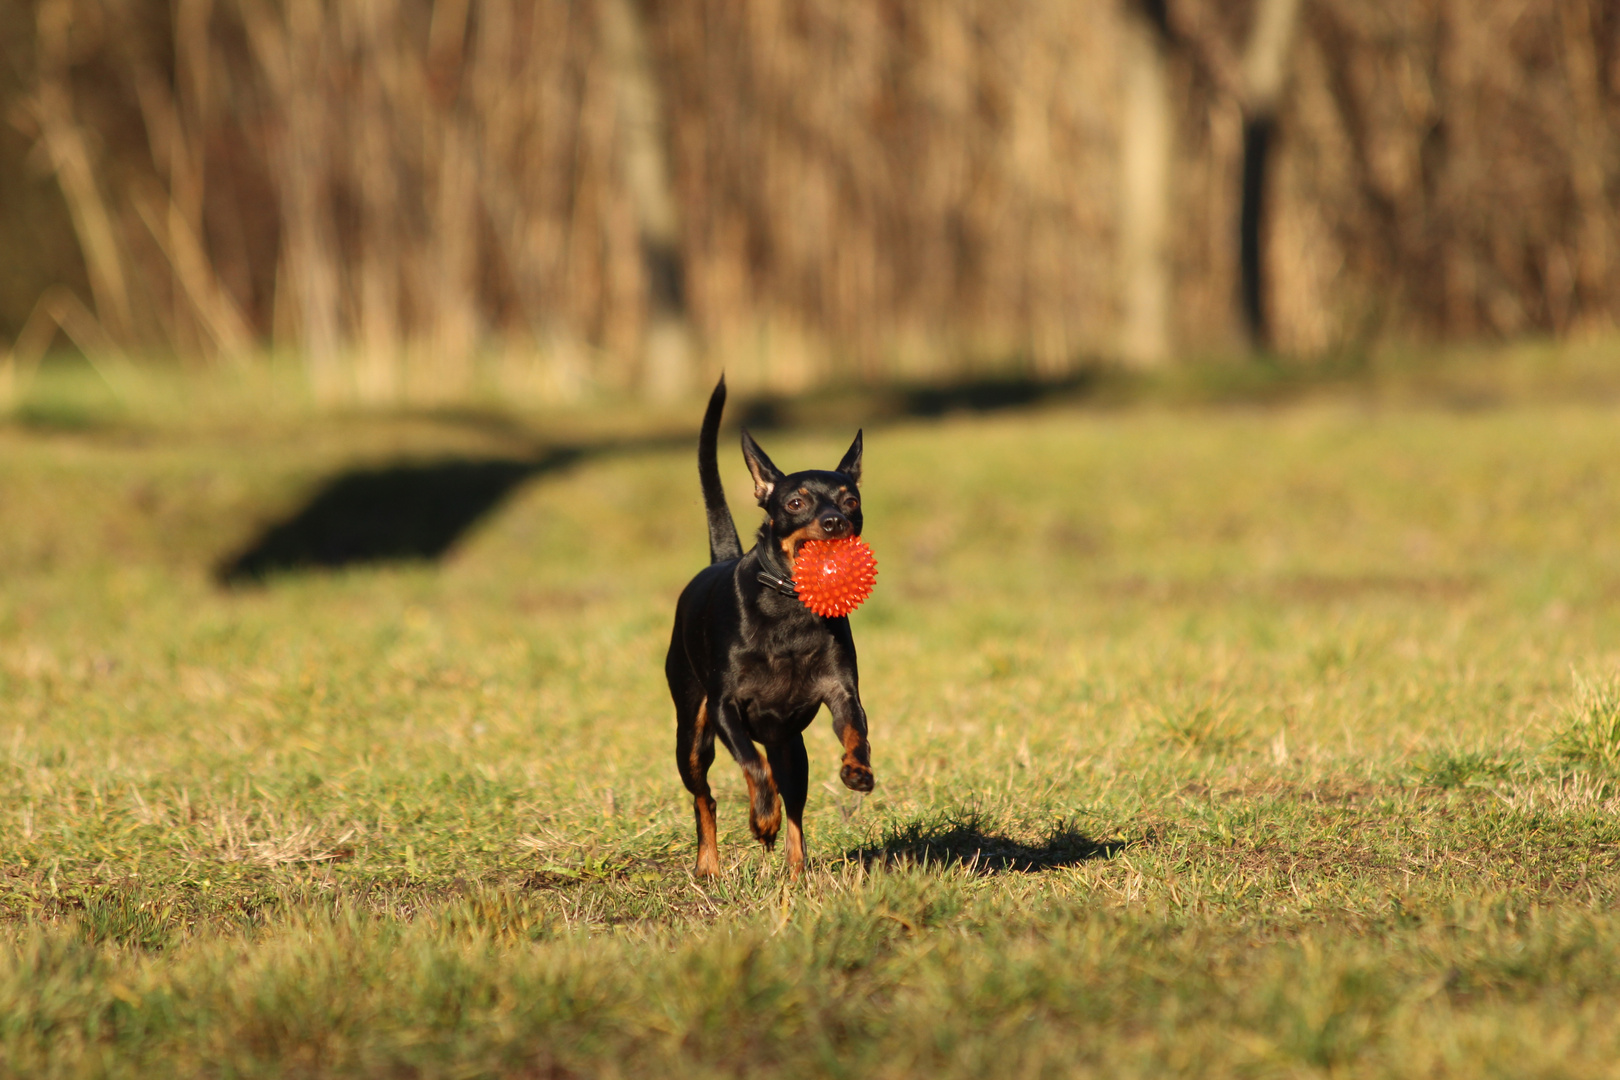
[699,376,743,563]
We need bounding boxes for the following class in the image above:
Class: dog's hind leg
[676,693,720,877]
[766,734,810,876]
[713,699,781,848]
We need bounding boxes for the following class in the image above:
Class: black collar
[753,533,799,600]
[756,569,797,598]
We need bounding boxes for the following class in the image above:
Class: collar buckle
[756,570,798,598]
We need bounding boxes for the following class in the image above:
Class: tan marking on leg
[783,816,806,878]
[839,724,874,792]
[744,758,781,846]
[690,696,707,777]
[690,696,718,876]
[694,793,719,877]
[840,724,864,755]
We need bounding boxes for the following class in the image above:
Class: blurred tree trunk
[1118,0,1174,368]
[1168,0,1305,352]
[1237,0,1303,351]
[601,0,693,399]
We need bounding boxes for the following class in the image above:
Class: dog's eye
[843,497,859,512]
[786,497,805,512]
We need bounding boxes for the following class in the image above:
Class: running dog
[665,377,874,877]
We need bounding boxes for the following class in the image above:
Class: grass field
[4,355,1620,1077]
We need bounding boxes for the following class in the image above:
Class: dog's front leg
[714,697,782,847]
[827,687,875,792]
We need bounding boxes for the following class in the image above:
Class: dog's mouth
[781,534,810,564]
[780,528,825,565]
[780,524,856,565]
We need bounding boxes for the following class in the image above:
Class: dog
[665,376,875,877]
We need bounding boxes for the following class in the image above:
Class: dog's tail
[699,375,743,563]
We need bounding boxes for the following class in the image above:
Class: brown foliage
[648,0,1121,379]
[0,0,1616,398]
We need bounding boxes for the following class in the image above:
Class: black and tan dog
[665,377,874,877]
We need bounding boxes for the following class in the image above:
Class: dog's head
[740,428,863,563]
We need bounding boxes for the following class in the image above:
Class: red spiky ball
[792,537,878,617]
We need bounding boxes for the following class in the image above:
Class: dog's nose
[820,514,850,537]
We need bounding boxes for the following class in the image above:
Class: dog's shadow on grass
[843,813,1131,874]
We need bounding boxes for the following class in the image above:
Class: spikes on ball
[791,537,878,617]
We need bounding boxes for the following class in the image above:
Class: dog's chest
[732,644,834,718]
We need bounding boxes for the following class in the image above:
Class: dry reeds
[1265,0,1620,351]
[1,0,1615,402]
[10,0,643,403]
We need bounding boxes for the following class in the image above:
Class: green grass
[4,362,1620,1077]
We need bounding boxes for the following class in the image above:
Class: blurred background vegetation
[1,0,1616,407]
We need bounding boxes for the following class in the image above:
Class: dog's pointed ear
[835,429,863,485]
[741,429,783,505]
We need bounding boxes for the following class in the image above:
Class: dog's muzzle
[820,514,852,539]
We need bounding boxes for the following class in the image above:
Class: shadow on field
[734,369,1099,430]
[215,371,1099,584]
[215,448,596,584]
[846,813,1130,874]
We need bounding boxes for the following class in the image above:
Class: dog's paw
[694,847,720,878]
[840,761,875,792]
[750,802,782,847]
